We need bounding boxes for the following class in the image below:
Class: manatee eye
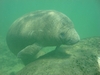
[59,32,68,44]
[60,32,66,39]
[60,32,65,37]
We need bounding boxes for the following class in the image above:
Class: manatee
[6,10,80,64]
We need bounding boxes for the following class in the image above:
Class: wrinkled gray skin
[6,10,80,63]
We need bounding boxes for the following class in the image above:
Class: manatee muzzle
[65,28,80,45]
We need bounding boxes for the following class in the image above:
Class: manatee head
[58,14,80,45]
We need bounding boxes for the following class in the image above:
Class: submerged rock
[16,37,100,75]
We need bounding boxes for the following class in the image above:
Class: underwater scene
[0,0,100,75]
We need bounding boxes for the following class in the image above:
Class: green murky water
[0,0,100,75]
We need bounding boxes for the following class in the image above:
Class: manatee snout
[64,28,80,45]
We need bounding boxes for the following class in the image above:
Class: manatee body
[6,10,80,62]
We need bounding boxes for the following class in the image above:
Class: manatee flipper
[17,43,43,60]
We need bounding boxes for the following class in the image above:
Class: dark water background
[0,0,100,75]
[0,0,100,38]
